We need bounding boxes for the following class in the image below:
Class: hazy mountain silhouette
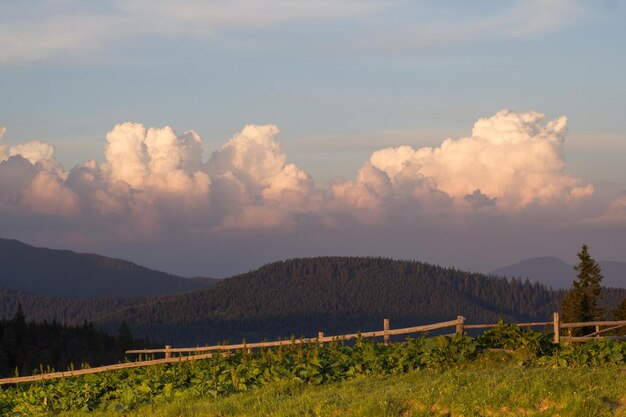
[0,238,217,297]
[492,257,626,289]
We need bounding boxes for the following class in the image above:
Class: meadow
[2,323,626,416]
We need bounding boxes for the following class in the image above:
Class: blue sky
[1,1,625,276]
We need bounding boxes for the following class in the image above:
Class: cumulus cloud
[208,125,316,230]
[0,109,615,248]
[209,125,313,200]
[8,141,56,165]
[21,171,80,217]
[333,110,593,218]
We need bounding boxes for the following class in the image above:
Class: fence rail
[0,317,464,385]
[2,313,626,385]
[125,317,464,355]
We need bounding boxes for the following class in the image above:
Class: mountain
[491,257,626,289]
[3,243,625,347]
[491,257,574,289]
[0,238,218,297]
[97,257,568,345]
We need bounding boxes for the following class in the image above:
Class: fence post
[318,331,324,343]
[456,316,465,335]
[553,312,560,344]
[383,319,390,346]
[596,325,600,339]
[164,345,172,359]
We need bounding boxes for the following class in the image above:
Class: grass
[62,353,626,417]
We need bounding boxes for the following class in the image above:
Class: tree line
[0,305,153,377]
[560,244,626,335]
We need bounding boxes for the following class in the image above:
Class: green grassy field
[4,326,626,416]
[64,354,626,417]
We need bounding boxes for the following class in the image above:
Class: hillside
[0,238,217,297]
[99,257,567,345]
[492,257,626,289]
[0,287,151,324]
[3,253,625,347]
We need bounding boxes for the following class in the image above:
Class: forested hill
[0,238,217,297]
[3,256,626,347]
[99,257,573,345]
[0,287,149,324]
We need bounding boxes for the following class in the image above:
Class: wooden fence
[2,313,626,385]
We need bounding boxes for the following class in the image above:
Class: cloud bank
[334,110,593,221]
[1,110,623,275]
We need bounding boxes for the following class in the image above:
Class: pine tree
[560,244,606,335]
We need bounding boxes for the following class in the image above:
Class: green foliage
[2,328,626,416]
[476,320,555,356]
[0,335,476,415]
[560,245,606,334]
[537,339,626,368]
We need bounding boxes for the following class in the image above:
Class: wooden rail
[126,318,465,355]
[0,352,227,385]
[3,313,626,385]
[0,317,464,385]
[559,320,626,328]
[464,321,553,329]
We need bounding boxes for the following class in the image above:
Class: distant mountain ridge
[491,257,626,289]
[2,239,626,346]
[97,257,568,345]
[0,238,217,297]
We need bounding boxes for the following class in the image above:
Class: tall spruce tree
[560,244,605,335]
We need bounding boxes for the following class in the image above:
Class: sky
[1,0,626,277]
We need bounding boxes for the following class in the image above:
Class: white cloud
[3,109,626,276]
[209,125,313,200]
[0,109,618,246]
[208,124,315,229]
[337,110,593,213]
[21,171,80,217]
[103,122,211,198]
[8,141,56,165]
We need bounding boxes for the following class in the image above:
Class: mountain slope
[492,257,626,289]
[0,287,150,323]
[0,238,217,297]
[491,257,574,289]
[3,256,626,347]
[100,257,565,345]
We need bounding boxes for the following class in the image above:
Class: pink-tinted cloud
[0,110,622,274]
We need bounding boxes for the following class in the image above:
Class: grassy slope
[65,358,626,417]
